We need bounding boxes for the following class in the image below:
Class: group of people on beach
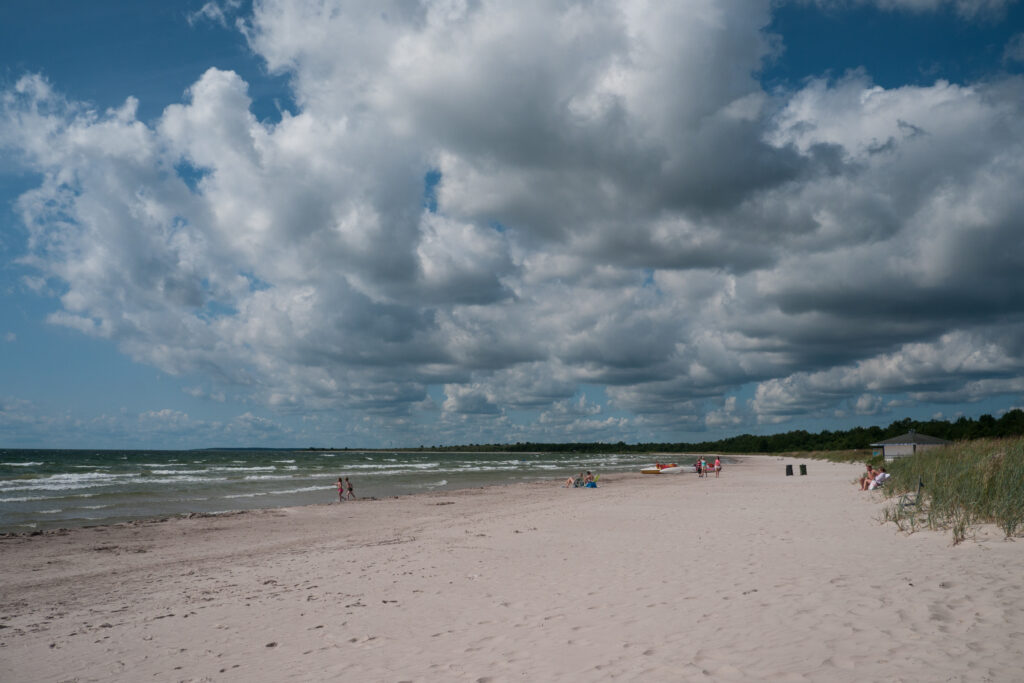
[336,476,355,501]
[695,457,722,478]
[564,471,597,488]
[858,464,889,490]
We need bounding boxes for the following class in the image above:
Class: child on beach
[714,457,722,478]
[345,477,355,499]
[337,477,345,502]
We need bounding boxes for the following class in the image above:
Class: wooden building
[870,430,950,462]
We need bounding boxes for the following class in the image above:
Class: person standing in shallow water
[345,477,355,500]
[337,477,345,502]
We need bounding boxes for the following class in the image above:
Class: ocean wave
[224,484,331,499]
[338,462,441,471]
[0,472,233,492]
[209,466,277,472]
[403,479,449,489]
[268,485,331,495]
[0,471,138,492]
[5,462,43,467]
[273,459,296,464]
[242,474,298,481]
[38,509,62,514]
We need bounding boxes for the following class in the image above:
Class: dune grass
[879,437,1024,544]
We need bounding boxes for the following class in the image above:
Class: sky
[2,0,1024,449]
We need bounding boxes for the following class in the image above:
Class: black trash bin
[799,464,807,476]
[785,464,793,476]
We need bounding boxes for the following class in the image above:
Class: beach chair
[899,478,924,514]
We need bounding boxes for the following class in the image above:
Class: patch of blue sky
[197,300,239,321]
[242,271,272,292]
[422,169,441,213]
[761,3,1024,90]
[173,161,210,194]
[0,0,294,125]
[0,311,169,414]
[425,385,446,404]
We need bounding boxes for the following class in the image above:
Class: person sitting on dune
[868,468,890,490]
[859,464,876,490]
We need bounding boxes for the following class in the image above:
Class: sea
[0,448,684,533]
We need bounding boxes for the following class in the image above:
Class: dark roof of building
[870,431,950,446]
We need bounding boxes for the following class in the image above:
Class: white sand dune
[2,456,1022,682]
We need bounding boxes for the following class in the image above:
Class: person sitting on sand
[583,471,597,488]
[564,475,575,488]
[868,468,890,490]
[859,464,876,490]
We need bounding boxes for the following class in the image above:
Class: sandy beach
[2,455,1022,682]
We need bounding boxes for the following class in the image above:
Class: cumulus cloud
[3,0,1024,445]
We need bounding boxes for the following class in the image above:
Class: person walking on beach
[337,477,345,502]
[714,457,722,478]
[345,476,355,499]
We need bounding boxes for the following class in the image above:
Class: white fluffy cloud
[3,0,1024,445]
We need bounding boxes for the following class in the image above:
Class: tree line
[399,409,1024,454]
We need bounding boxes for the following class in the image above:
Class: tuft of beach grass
[879,437,1024,544]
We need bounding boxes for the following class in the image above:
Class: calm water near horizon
[0,449,717,533]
